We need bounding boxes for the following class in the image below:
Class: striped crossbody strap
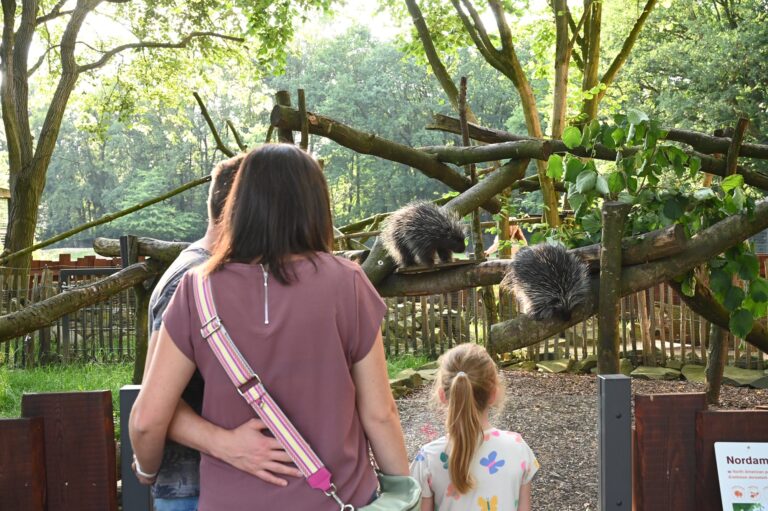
[191,272,354,510]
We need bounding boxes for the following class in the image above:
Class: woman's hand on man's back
[212,418,302,486]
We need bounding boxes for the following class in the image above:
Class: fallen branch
[193,92,236,157]
[270,105,501,213]
[420,140,552,166]
[0,260,163,343]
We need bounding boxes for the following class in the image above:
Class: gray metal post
[598,374,632,510]
[120,385,152,511]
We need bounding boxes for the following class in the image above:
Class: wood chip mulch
[395,370,768,510]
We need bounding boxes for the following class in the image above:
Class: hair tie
[456,371,467,377]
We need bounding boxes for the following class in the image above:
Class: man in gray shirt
[135,155,300,510]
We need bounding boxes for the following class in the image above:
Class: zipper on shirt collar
[260,263,269,325]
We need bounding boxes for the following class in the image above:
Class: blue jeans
[153,497,199,511]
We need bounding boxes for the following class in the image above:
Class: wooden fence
[2,256,767,370]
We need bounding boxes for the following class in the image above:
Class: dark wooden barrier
[21,391,117,511]
[633,393,707,511]
[695,410,768,510]
[0,417,46,510]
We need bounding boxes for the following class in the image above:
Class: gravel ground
[396,370,768,510]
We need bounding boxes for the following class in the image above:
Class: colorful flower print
[440,451,449,469]
[480,451,505,475]
[446,483,460,500]
[484,430,501,441]
[414,450,426,462]
[477,496,498,511]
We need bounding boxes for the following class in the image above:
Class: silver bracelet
[133,454,158,479]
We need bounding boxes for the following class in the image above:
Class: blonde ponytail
[446,372,483,493]
[435,343,501,495]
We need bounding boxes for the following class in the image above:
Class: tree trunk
[705,324,728,405]
[597,202,631,374]
[551,0,570,139]
[580,0,602,122]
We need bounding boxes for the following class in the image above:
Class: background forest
[15,0,768,247]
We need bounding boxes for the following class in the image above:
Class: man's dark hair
[205,144,333,284]
[209,155,244,222]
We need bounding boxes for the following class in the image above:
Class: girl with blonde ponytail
[410,344,538,511]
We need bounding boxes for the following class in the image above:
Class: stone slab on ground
[417,361,439,371]
[576,355,597,374]
[506,361,538,372]
[417,369,438,382]
[631,366,681,381]
[536,359,575,374]
[620,358,633,377]
[665,359,684,370]
[722,366,766,387]
[681,364,706,383]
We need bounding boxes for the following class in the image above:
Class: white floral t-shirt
[410,428,539,511]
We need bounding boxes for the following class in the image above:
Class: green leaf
[737,253,760,281]
[710,268,732,297]
[611,127,626,146]
[750,278,768,303]
[562,126,582,149]
[595,174,610,196]
[689,156,701,175]
[565,157,583,183]
[546,154,563,181]
[581,213,602,234]
[607,172,625,194]
[721,174,744,192]
[732,187,745,211]
[575,170,597,194]
[724,286,746,311]
[729,308,754,339]
[568,192,586,212]
[627,108,649,126]
[662,197,684,220]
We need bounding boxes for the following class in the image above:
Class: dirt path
[396,370,768,510]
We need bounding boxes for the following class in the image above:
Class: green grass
[0,363,132,439]
[386,353,430,378]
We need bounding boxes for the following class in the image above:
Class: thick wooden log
[0,260,163,343]
[420,139,552,165]
[270,105,501,213]
[274,91,295,144]
[361,159,528,285]
[376,224,688,296]
[598,202,631,374]
[575,223,687,271]
[704,324,728,405]
[428,114,768,190]
[429,113,768,160]
[94,236,190,261]
[488,197,768,354]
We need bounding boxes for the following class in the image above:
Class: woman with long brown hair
[130,144,409,510]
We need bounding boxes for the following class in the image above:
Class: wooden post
[298,89,309,152]
[637,290,655,366]
[598,202,632,373]
[122,236,152,384]
[274,91,294,144]
[704,118,748,399]
[705,323,728,405]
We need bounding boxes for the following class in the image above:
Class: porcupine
[500,242,589,321]
[380,201,466,267]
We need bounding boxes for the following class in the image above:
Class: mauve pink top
[162,252,386,510]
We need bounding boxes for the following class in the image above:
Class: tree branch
[193,91,236,157]
[270,104,500,212]
[35,0,71,24]
[225,119,247,151]
[597,0,659,103]
[27,44,55,76]
[449,0,505,69]
[668,280,768,354]
[77,31,244,73]
[488,197,768,354]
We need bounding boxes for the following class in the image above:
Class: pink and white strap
[191,271,354,510]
